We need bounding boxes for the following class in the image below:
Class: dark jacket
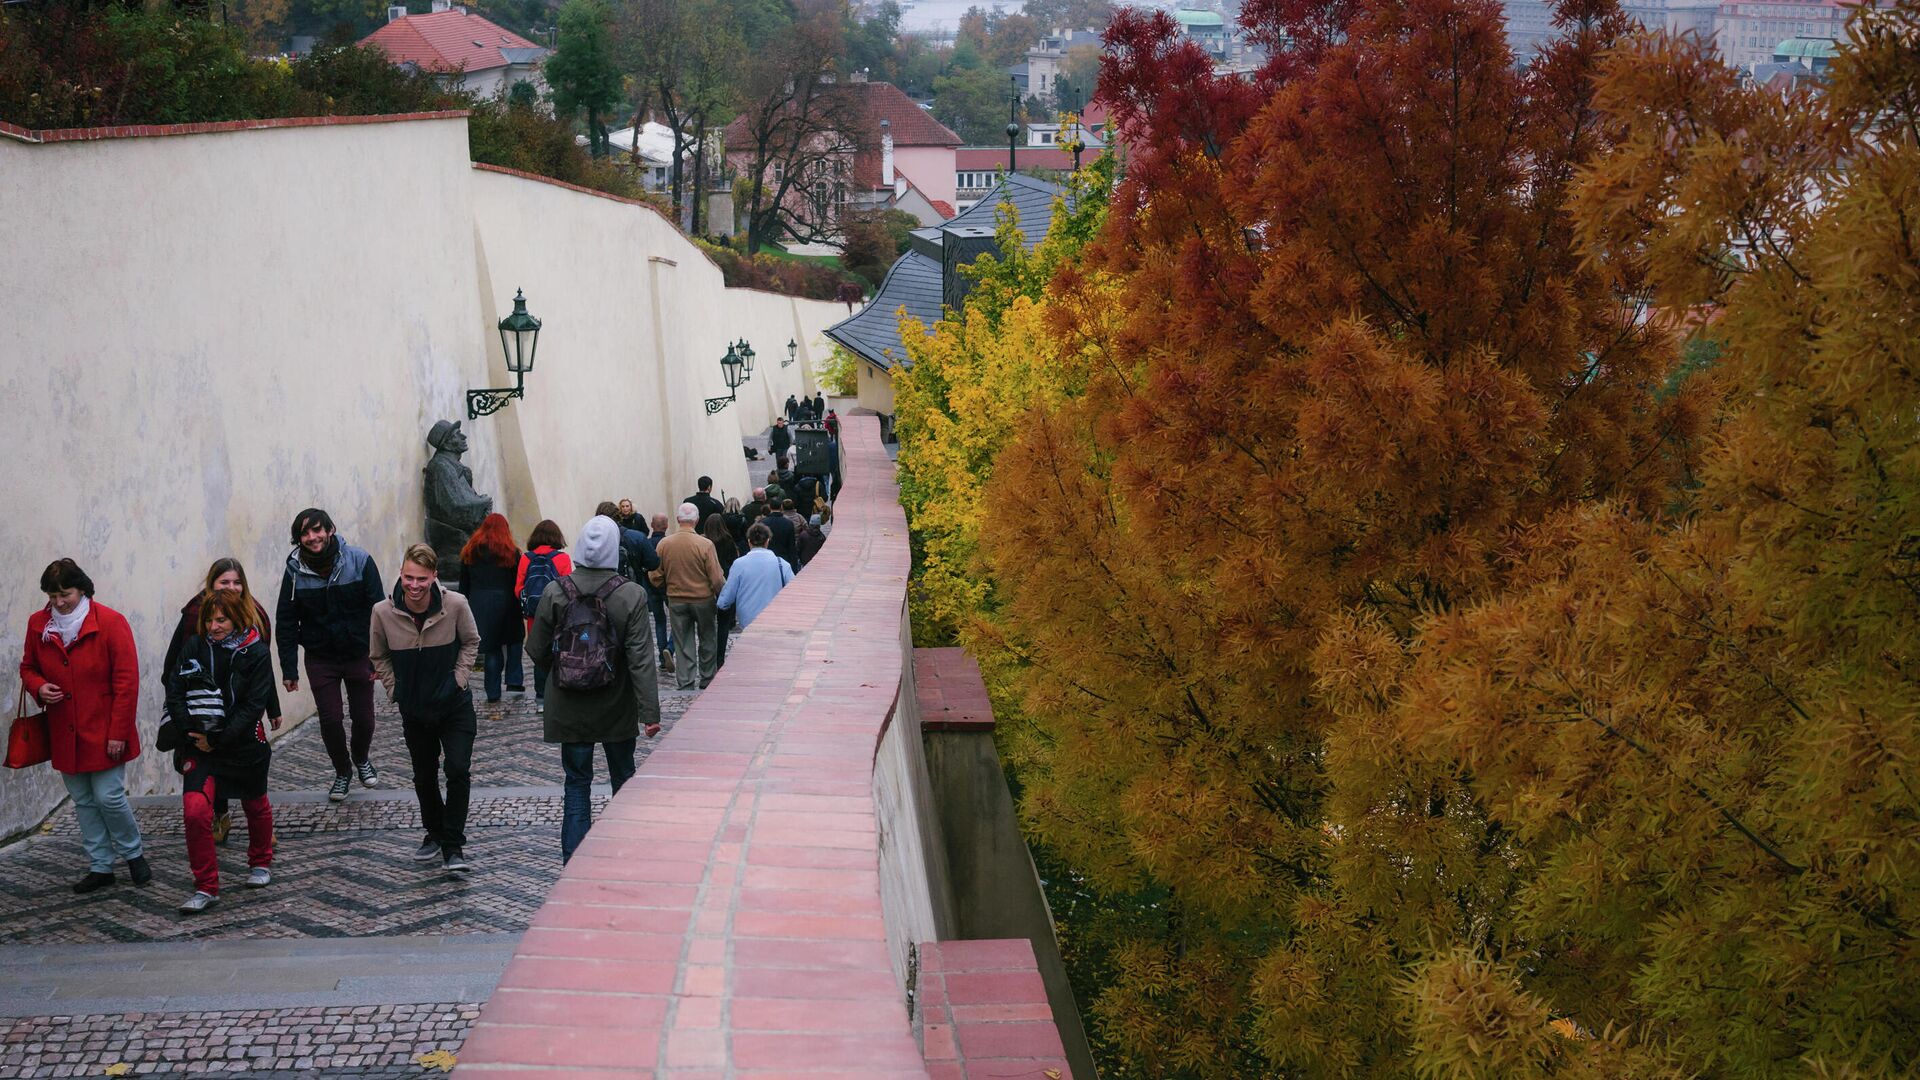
[526,566,660,743]
[770,425,792,456]
[163,594,280,719]
[620,527,660,578]
[687,491,725,530]
[276,537,382,678]
[722,512,750,561]
[459,557,525,649]
[368,583,480,721]
[162,630,274,778]
[763,511,798,567]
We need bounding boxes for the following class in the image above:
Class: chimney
[880,118,894,187]
[388,4,408,21]
[851,68,869,83]
[431,0,451,11]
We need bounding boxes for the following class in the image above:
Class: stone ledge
[918,938,1070,1079]
[0,111,468,145]
[915,648,996,733]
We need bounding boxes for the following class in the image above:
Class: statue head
[427,420,469,455]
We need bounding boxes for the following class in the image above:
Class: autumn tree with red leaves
[970,0,1726,1072]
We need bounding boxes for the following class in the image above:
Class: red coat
[19,602,142,774]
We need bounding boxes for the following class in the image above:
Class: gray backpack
[552,576,625,692]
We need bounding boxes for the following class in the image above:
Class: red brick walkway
[458,416,933,1077]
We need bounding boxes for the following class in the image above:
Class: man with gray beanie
[527,515,660,862]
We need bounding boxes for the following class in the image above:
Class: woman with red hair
[459,514,524,703]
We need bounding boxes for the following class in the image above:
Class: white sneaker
[178,891,219,914]
[246,866,271,888]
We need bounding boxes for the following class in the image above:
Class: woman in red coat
[18,558,150,894]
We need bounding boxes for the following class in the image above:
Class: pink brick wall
[457,416,1069,1077]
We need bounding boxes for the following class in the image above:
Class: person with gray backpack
[526,515,661,862]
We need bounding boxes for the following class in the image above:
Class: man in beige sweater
[650,503,727,691]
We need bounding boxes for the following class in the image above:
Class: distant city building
[605,122,682,192]
[1172,8,1232,57]
[953,146,1078,209]
[360,3,548,101]
[1498,0,1864,72]
[1010,28,1104,109]
[722,76,963,238]
[1715,0,1854,67]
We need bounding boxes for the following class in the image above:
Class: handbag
[5,686,52,770]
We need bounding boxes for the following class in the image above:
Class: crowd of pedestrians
[14,424,834,912]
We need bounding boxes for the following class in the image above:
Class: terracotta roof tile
[361,10,543,74]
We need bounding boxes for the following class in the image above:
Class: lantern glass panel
[721,346,744,390]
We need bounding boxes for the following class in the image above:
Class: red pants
[182,766,273,895]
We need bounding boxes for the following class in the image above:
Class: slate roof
[360,10,544,73]
[826,173,1064,373]
[925,171,1061,252]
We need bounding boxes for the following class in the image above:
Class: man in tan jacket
[369,544,480,873]
[650,502,727,691]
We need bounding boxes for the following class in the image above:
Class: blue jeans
[647,589,671,652]
[482,644,525,701]
[560,739,636,863]
[62,765,144,873]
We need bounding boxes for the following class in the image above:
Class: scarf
[43,597,91,645]
[216,627,260,652]
[298,535,340,578]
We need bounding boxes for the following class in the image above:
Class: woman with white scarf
[18,558,149,894]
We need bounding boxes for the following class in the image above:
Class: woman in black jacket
[162,589,277,914]
[161,558,281,848]
[459,514,526,703]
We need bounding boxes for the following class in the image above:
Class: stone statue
[423,419,491,577]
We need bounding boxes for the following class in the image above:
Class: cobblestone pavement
[270,671,699,791]
[0,645,712,1078]
[0,1003,478,1078]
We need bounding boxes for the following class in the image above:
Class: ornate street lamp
[784,338,797,368]
[705,343,745,415]
[738,339,757,382]
[468,288,542,419]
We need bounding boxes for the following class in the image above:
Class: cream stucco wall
[0,115,847,838]
[855,356,898,416]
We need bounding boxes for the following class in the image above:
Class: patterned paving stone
[45,792,604,840]
[0,823,562,946]
[0,603,730,1078]
[269,650,699,793]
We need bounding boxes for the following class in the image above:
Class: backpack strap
[557,576,582,603]
[594,576,625,600]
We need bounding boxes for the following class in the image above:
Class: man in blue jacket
[276,507,384,802]
[717,523,795,631]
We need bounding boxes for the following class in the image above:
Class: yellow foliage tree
[1309,8,1920,1074]
[893,158,1117,649]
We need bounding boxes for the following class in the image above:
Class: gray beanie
[576,515,620,570]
